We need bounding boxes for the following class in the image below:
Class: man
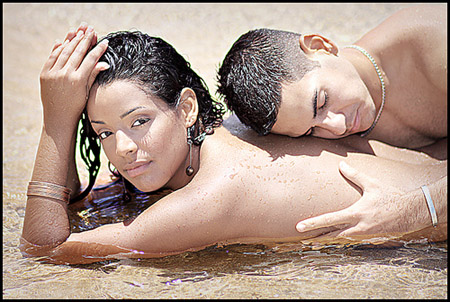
[217,4,446,150]
[217,4,447,237]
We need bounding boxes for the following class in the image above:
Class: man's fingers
[313,229,350,241]
[339,161,377,192]
[296,210,351,233]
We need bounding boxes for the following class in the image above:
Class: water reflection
[8,237,446,299]
[68,238,447,289]
[68,177,171,233]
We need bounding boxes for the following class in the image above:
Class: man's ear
[299,34,339,56]
[178,87,199,127]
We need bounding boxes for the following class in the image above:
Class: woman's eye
[132,118,150,127]
[98,131,112,140]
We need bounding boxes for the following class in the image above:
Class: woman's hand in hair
[39,24,109,131]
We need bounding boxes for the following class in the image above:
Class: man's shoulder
[363,4,446,45]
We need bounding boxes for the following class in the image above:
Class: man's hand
[296,161,426,240]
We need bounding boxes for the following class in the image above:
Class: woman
[21,24,446,265]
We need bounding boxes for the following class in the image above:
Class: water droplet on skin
[229,172,238,179]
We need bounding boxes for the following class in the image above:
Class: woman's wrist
[32,124,78,184]
[24,124,76,247]
[42,113,81,138]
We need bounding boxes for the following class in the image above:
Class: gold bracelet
[420,185,438,227]
[27,181,72,204]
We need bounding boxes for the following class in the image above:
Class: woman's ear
[178,87,199,127]
[299,34,339,56]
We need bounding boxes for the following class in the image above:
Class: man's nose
[321,111,347,136]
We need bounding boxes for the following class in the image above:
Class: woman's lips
[125,162,150,178]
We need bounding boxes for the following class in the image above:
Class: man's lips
[124,161,151,178]
[349,108,360,135]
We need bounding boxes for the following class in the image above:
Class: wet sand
[3,3,446,299]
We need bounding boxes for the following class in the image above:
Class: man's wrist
[420,185,438,227]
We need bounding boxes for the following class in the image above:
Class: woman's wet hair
[72,31,225,202]
[217,28,320,135]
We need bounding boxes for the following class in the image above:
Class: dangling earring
[186,126,195,176]
[122,178,132,202]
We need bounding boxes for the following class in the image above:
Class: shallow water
[3,3,447,299]
[4,181,448,299]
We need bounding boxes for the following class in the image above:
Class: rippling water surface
[3,3,446,299]
[4,179,447,299]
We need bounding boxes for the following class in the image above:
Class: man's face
[271,54,376,139]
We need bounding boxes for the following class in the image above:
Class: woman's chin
[129,178,167,193]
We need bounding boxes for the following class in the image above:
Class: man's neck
[341,46,385,117]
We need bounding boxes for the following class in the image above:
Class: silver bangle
[420,185,438,227]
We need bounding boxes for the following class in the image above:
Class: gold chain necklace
[345,45,386,137]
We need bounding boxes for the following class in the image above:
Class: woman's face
[271,54,376,138]
[87,80,189,192]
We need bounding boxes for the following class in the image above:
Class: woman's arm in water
[21,181,237,265]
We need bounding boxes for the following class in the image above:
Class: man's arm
[397,175,447,242]
[296,162,447,240]
[421,175,447,226]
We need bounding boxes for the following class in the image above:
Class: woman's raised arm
[21,25,109,250]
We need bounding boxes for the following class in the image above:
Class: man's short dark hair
[217,28,320,135]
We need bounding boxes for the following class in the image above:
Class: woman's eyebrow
[120,106,145,119]
[90,106,146,124]
[312,89,318,118]
[90,120,104,125]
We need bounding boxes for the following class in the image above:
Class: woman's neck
[164,142,202,191]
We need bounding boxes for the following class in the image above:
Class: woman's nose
[115,130,138,157]
[321,111,347,136]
